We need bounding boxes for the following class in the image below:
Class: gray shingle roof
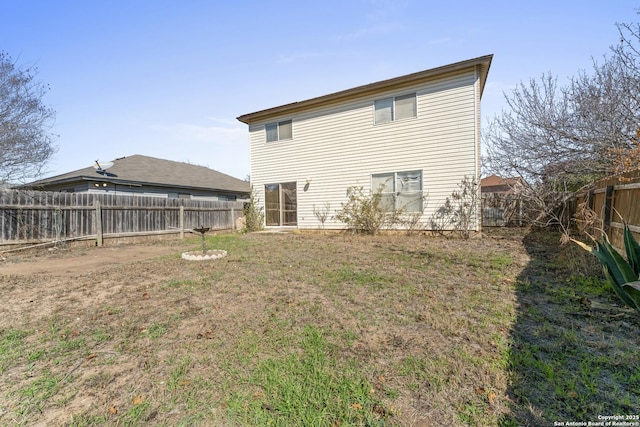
[29,155,250,193]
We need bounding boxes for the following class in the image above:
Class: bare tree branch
[0,52,57,184]
[483,17,640,230]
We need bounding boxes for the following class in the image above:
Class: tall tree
[483,20,640,230]
[485,21,640,186]
[0,52,56,184]
[605,20,640,174]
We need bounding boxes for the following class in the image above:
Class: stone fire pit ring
[181,249,227,261]
[182,225,227,261]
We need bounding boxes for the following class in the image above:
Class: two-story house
[237,55,492,231]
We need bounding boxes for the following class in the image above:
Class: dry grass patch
[0,230,637,426]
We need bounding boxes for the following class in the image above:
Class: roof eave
[237,54,493,124]
[22,176,249,194]
[19,175,101,188]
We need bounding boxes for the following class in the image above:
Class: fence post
[518,197,523,227]
[603,185,614,237]
[179,206,184,239]
[231,207,235,231]
[95,201,103,247]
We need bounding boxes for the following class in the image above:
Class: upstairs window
[266,119,293,142]
[374,93,417,124]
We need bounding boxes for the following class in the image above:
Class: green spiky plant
[573,224,640,313]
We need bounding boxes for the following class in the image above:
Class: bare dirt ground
[0,243,179,276]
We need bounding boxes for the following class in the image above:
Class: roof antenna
[93,159,114,175]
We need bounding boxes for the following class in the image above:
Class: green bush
[334,186,401,235]
[242,186,264,232]
[335,186,385,234]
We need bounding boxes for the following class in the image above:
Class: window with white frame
[374,93,417,124]
[372,170,423,212]
[265,119,293,142]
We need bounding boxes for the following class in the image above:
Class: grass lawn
[0,229,638,426]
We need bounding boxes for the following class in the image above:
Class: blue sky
[1,0,637,182]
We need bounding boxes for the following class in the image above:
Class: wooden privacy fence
[0,189,245,247]
[572,169,640,248]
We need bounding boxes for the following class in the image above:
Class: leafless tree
[483,18,640,230]
[313,202,331,231]
[0,52,56,184]
[429,176,478,238]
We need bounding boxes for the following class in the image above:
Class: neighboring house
[480,174,525,227]
[237,55,493,230]
[480,174,524,195]
[20,154,250,201]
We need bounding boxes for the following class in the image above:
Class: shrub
[429,176,479,239]
[334,186,401,235]
[572,224,640,313]
[399,211,427,235]
[313,202,331,231]
[242,186,264,232]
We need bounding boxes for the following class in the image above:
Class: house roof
[480,174,523,193]
[25,155,250,194]
[237,54,493,124]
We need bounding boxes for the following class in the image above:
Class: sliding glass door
[264,182,297,226]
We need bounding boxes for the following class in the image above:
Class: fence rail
[572,169,640,248]
[0,189,245,247]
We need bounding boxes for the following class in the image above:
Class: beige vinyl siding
[474,65,483,229]
[249,68,480,230]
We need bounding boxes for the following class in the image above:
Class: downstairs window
[372,170,423,212]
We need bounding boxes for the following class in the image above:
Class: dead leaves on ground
[475,386,497,407]
[106,395,144,417]
[196,328,215,339]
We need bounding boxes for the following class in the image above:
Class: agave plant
[573,224,640,313]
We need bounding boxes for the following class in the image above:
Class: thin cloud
[428,37,452,45]
[363,0,408,20]
[148,121,246,143]
[337,22,400,42]
[144,121,249,178]
[275,51,325,65]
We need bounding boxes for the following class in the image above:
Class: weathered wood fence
[572,169,640,248]
[0,189,245,248]
[481,193,524,227]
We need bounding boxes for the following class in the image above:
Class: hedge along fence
[573,169,640,249]
[0,189,245,248]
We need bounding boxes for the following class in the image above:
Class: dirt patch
[0,244,180,276]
